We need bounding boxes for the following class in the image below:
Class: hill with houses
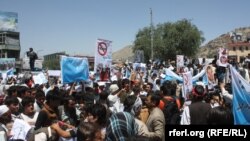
[112,27,250,61]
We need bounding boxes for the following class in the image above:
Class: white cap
[0,105,9,117]
[98,81,106,86]
[109,84,119,93]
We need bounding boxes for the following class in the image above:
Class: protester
[58,95,79,126]
[180,85,211,125]
[34,89,45,112]
[1,52,250,140]
[85,103,107,140]
[4,96,20,121]
[123,95,151,138]
[20,96,39,127]
[0,105,12,141]
[145,93,165,141]
[35,88,61,130]
[26,47,38,71]
[106,112,138,141]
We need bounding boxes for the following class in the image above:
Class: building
[228,42,250,63]
[0,31,20,58]
[227,31,250,63]
[0,31,21,72]
[43,52,67,70]
[43,52,95,70]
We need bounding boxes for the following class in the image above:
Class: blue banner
[230,65,250,125]
[61,56,89,84]
[6,68,14,76]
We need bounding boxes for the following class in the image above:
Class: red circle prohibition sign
[98,42,107,56]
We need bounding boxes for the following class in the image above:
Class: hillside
[198,27,250,57]
[112,45,134,62]
[113,27,250,61]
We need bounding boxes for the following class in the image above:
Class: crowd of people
[0,55,244,141]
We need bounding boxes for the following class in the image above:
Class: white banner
[217,48,228,67]
[33,72,48,85]
[94,38,112,81]
[10,119,31,140]
[47,70,61,77]
[182,71,193,100]
[176,55,184,69]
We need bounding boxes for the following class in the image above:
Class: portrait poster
[182,71,193,100]
[176,55,184,72]
[217,48,228,67]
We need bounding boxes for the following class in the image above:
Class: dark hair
[86,103,107,127]
[75,93,85,104]
[24,78,31,85]
[17,86,29,97]
[132,86,141,95]
[83,92,95,107]
[77,122,99,141]
[99,91,109,101]
[46,87,61,102]
[63,96,75,106]
[85,87,94,93]
[155,79,161,85]
[35,89,45,98]
[147,82,154,89]
[210,91,222,101]
[21,96,35,107]
[7,86,17,96]
[124,95,137,112]
[148,93,161,106]
[192,85,205,97]
[160,80,176,96]
[152,73,157,78]
[139,95,147,106]
[207,106,234,125]
[122,78,130,86]
[4,96,19,106]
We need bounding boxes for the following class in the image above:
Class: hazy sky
[1,0,249,57]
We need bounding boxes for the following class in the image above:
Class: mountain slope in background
[112,45,134,62]
[198,27,250,58]
[112,27,250,61]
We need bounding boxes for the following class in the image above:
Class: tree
[133,27,152,61]
[43,59,60,70]
[133,19,205,62]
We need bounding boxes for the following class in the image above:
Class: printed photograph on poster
[217,48,228,67]
[94,39,112,81]
[0,58,15,71]
[206,65,216,89]
[183,71,193,100]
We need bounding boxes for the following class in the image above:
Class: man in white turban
[0,105,11,141]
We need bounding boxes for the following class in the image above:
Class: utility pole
[150,8,154,61]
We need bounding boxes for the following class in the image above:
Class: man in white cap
[0,105,11,141]
[97,81,106,93]
[108,84,120,107]
[108,84,125,113]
